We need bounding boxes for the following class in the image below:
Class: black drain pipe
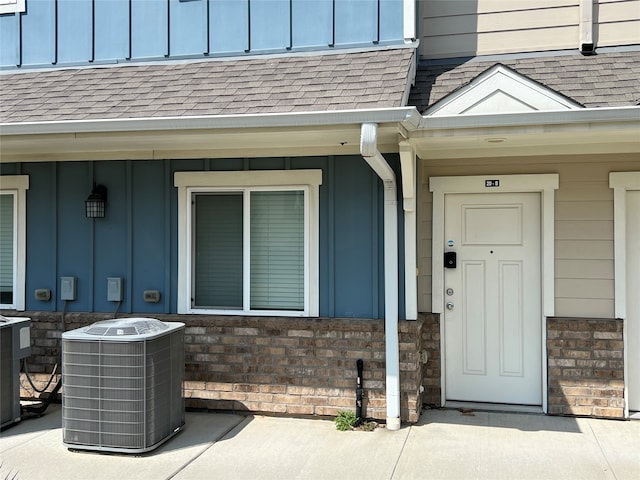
[356,358,364,426]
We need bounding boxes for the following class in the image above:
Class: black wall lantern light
[85,184,107,218]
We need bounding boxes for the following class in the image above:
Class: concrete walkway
[1,404,638,480]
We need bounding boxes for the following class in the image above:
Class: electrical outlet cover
[34,288,51,301]
[143,290,161,303]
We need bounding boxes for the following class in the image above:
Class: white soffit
[425,64,583,116]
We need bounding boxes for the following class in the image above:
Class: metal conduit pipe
[360,122,401,431]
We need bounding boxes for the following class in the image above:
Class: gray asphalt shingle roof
[2,47,638,126]
[0,46,415,124]
[409,50,640,113]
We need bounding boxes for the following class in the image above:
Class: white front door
[627,190,640,412]
[444,192,542,405]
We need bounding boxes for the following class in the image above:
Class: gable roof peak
[425,63,583,116]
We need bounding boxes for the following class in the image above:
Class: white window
[0,0,26,15]
[175,170,321,316]
[0,175,28,311]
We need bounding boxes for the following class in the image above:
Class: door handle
[446,302,454,310]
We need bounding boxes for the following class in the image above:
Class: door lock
[446,288,454,296]
[446,302,454,310]
[444,251,457,268]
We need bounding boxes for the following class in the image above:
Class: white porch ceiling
[411,118,640,160]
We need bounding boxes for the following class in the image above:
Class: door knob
[446,302,454,310]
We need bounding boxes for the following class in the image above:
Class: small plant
[334,410,358,431]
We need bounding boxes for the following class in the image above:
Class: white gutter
[0,108,422,136]
[4,105,635,138]
[360,122,401,431]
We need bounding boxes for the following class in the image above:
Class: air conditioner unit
[62,318,184,453]
[0,315,31,428]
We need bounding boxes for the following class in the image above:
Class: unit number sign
[485,179,500,187]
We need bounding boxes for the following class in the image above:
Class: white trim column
[400,141,417,320]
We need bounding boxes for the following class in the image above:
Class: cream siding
[419,0,640,59]
[598,0,640,47]
[417,153,640,318]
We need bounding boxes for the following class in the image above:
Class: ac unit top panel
[62,318,184,342]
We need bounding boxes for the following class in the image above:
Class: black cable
[21,359,58,394]
[19,299,66,417]
[21,379,62,416]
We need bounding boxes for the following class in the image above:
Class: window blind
[250,191,304,310]
[194,193,243,308]
[0,194,14,304]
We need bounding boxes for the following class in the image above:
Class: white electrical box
[60,277,76,301]
[107,277,123,302]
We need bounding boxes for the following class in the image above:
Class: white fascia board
[0,108,422,136]
[419,106,640,131]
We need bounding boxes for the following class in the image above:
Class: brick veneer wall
[11,311,425,423]
[399,318,424,420]
[420,313,441,406]
[547,318,625,419]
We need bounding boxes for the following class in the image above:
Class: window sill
[186,307,309,317]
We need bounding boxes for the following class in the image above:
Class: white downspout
[579,0,595,55]
[403,0,416,43]
[360,123,401,431]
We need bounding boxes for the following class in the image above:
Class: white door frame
[610,171,640,418]
[429,174,559,412]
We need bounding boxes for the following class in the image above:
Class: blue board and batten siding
[0,0,404,68]
[1,157,406,319]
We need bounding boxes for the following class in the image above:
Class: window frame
[175,170,322,317]
[0,175,28,311]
